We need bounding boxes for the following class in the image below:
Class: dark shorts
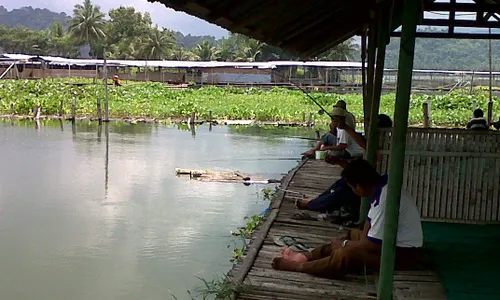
[307,178,360,218]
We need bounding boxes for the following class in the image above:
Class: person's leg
[328,149,351,159]
[275,245,381,278]
[302,141,322,156]
[296,179,343,210]
[279,241,334,264]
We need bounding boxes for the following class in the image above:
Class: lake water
[0,120,313,300]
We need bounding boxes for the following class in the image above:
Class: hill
[0,6,68,30]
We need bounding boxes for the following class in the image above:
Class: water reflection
[0,119,311,300]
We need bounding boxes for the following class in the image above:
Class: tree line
[0,0,356,62]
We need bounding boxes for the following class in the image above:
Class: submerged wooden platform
[228,159,447,300]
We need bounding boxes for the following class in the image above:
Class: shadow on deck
[228,159,447,300]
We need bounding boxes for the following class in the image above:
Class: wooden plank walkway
[228,159,447,300]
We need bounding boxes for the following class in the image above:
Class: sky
[2,0,229,38]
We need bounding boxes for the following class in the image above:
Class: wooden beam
[449,0,456,34]
[421,18,500,29]
[424,2,500,13]
[391,31,500,39]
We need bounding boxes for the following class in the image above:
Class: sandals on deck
[291,211,317,221]
[273,235,313,252]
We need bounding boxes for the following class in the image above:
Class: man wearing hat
[321,107,364,159]
[334,100,356,129]
[112,75,122,87]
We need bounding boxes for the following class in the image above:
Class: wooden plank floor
[229,159,447,300]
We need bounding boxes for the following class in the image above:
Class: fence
[376,128,500,223]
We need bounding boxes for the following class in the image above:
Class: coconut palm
[193,40,219,61]
[216,37,235,61]
[234,38,264,62]
[319,39,358,61]
[68,0,106,49]
[140,26,176,60]
[171,46,195,61]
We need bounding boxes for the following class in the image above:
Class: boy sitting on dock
[301,121,337,158]
[295,114,393,221]
[323,107,364,159]
[273,159,423,278]
[466,108,488,130]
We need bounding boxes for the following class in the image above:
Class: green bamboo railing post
[360,2,390,223]
[377,0,420,299]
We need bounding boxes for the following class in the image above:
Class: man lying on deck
[295,114,393,221]
[273,159,423,278]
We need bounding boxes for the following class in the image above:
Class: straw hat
[331,107,346,117]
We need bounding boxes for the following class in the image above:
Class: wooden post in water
[208,110,212,122]
[423,102,430,128]
[302,112,306,123]
[59,100,64,117]
[33,105,41,120]
[188,111,196,124]
[488,101,493,127]
[10,103,14,116]
[104,48,110,122]
[315,130,320,139]
[71,95,76,121]
[97,97,102,122]
[307,113,313,127]
[469,70,475,95]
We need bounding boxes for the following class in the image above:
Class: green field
[0,78,497,126]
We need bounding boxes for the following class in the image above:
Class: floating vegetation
[1,78,496,125]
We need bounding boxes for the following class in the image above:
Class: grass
[1,78,498,126]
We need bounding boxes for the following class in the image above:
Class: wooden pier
[228,159,447,300]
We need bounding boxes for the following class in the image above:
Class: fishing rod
[271,69,334,119]
[204,157,300,162]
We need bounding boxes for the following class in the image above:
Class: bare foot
[295,198,314,209]
[281,247,309,263]
[301,150,314,156]
[272,257,303,272]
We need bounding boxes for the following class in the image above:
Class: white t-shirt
[336,128,364,157]
[367,175,423,248]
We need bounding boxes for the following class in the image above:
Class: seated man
[334,100,356,129]
[295,114,393,223]
[301,121,337,158]
[466,108,488,130]
[273,159,423,278]
[322,108,364,159]
[112,75,122,87]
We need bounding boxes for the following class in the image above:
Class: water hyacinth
[0,78,496,126]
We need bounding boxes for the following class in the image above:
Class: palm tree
[68,0,106,50]
[171,46,195,61]
[140,26,176,60]
[216,37,235,61]
[234,38,264,62]
[193,40,219,61]
[319,39,358,61]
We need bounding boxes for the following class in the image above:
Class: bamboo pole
[104,48,109,122]
[488,28,493,126]
[361,29,368,132]
[361,3,390,223]
[378,1,420,299]
[365,16,378,136]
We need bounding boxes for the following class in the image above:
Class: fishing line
[271,69,334,119]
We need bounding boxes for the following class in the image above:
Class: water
[0,120,314,300]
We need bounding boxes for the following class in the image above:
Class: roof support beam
[424,2,500,13]
[391,31,500,39]
[378,0,421,299]
[420,18,500,28]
